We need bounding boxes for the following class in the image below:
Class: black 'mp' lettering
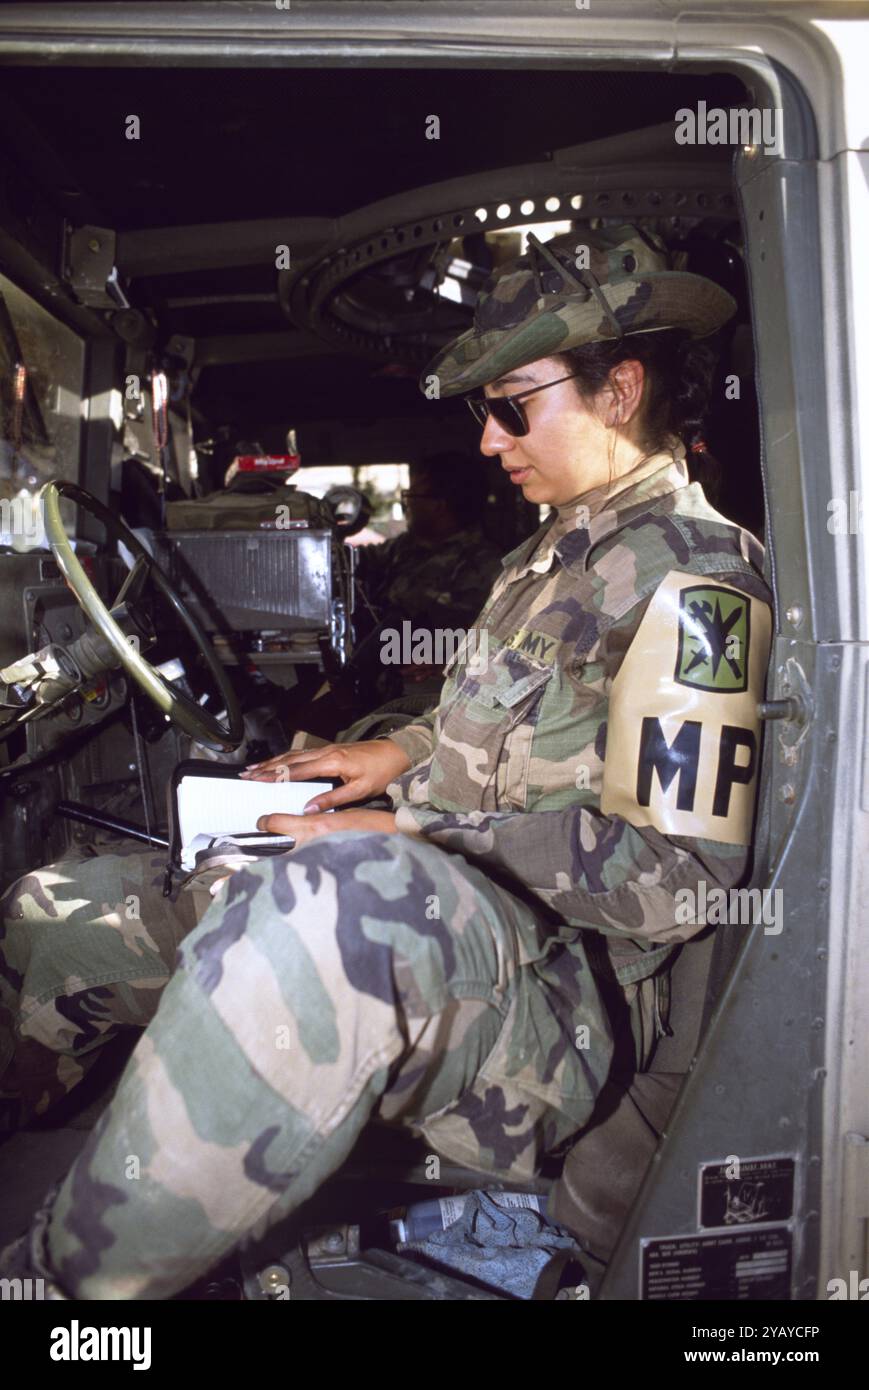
[637,717,701,812]
[713,725,757,817]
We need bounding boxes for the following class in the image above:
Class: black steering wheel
[40,480,243,752]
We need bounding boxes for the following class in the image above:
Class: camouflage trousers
[0,831,613,1299]
[0,847,197,1117]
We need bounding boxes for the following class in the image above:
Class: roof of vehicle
[0,63,743,446]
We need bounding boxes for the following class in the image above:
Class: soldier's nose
[479,415,514,457]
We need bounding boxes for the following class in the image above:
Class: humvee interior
[0,2,865,1307]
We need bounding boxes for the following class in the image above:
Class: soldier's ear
[597,376,623,429]
[606,358,645,427]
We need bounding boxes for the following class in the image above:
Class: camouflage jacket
[386,443,772,1051]
[354,525,503,630]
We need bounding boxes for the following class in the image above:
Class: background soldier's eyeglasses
[400,489,438,504]
[465,369,585,437]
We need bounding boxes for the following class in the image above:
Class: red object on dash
[224,453,301,485]
[232,454,301,472]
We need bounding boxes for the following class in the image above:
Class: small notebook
[167,761,338,873]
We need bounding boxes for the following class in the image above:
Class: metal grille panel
[154,530,334,632]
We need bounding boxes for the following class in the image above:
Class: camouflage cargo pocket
[175,851,270,924]
[419,965,611,1181]
[430,646,553,812]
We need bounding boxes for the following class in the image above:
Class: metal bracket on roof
[64,223,130,310]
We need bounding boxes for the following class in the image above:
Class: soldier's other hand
[256,809,398,844]
[240,738,412,811]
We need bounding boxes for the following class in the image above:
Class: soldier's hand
[240,738,412,811]
[256,808,398,843]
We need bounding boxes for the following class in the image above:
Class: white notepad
[177,773,334,867]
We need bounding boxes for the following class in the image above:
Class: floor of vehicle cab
[0,1128,90,1246]
[0,1034,136,1247]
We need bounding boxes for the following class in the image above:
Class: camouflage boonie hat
[422,224,737,397]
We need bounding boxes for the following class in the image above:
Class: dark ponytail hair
[556,328,722,505]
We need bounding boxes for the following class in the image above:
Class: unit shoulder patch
[675,584,750,693]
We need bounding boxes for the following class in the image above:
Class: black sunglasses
[465,370,585,438]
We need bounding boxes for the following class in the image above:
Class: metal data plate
[640,1227,792,1301]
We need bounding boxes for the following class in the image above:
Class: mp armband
[601,570,771,846]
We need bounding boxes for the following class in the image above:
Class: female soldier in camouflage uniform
[1,225,772,1298]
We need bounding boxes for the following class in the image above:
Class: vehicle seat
[548,929,716,1274]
